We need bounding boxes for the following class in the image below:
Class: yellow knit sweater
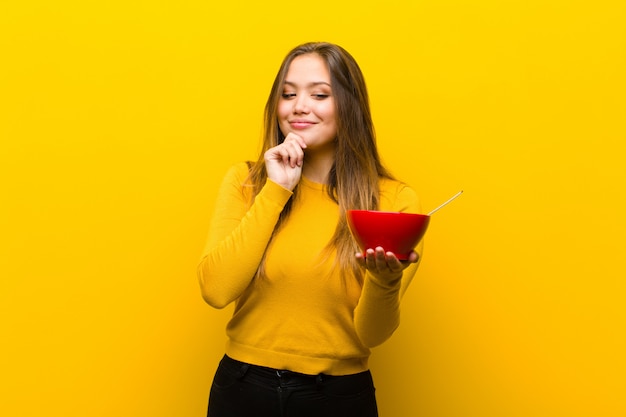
[198,162,422,376]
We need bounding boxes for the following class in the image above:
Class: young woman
[198,42,423,417]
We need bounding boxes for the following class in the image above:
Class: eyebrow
[283,81,332,87]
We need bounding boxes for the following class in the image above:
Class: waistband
[222,355,353,387]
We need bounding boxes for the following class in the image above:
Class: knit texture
[198,162,422,375]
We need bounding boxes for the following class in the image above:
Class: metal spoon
[427,190,463,216]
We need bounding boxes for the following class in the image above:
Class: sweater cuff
[259,179,293,207]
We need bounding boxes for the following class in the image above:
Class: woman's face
[277,54,337,151]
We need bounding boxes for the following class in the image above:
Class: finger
[286,141,305,167]
[275,143,302,168]
[285,136,305,166]
[384,251,404,272]
[284,132,307,149]
[407,251,420,264]
[271,141,302,168]
[273,145,293,167]
[374,247,388,270]
[364,248,377,269]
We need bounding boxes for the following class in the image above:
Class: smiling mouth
[290,121,315,129]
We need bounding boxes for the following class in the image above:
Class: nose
[293,95,310,114]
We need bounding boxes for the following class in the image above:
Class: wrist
[366,271,403,289]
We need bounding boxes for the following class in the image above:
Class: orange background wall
[1,1,625,416]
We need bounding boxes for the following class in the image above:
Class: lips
[289,120,316,129]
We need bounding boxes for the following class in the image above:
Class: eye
[312,94,329,100]
[281,93,296,99]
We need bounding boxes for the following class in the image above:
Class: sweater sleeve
[353,183,423,347]
[197,163,293,309]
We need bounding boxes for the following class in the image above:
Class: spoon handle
[427,190,463,216]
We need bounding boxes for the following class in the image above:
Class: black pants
[207,355,378,417]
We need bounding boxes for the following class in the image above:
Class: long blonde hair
[247,42,394,282]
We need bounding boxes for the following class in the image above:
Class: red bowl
[346,210,430,260]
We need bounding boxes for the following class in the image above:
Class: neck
[302,148,335,184]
